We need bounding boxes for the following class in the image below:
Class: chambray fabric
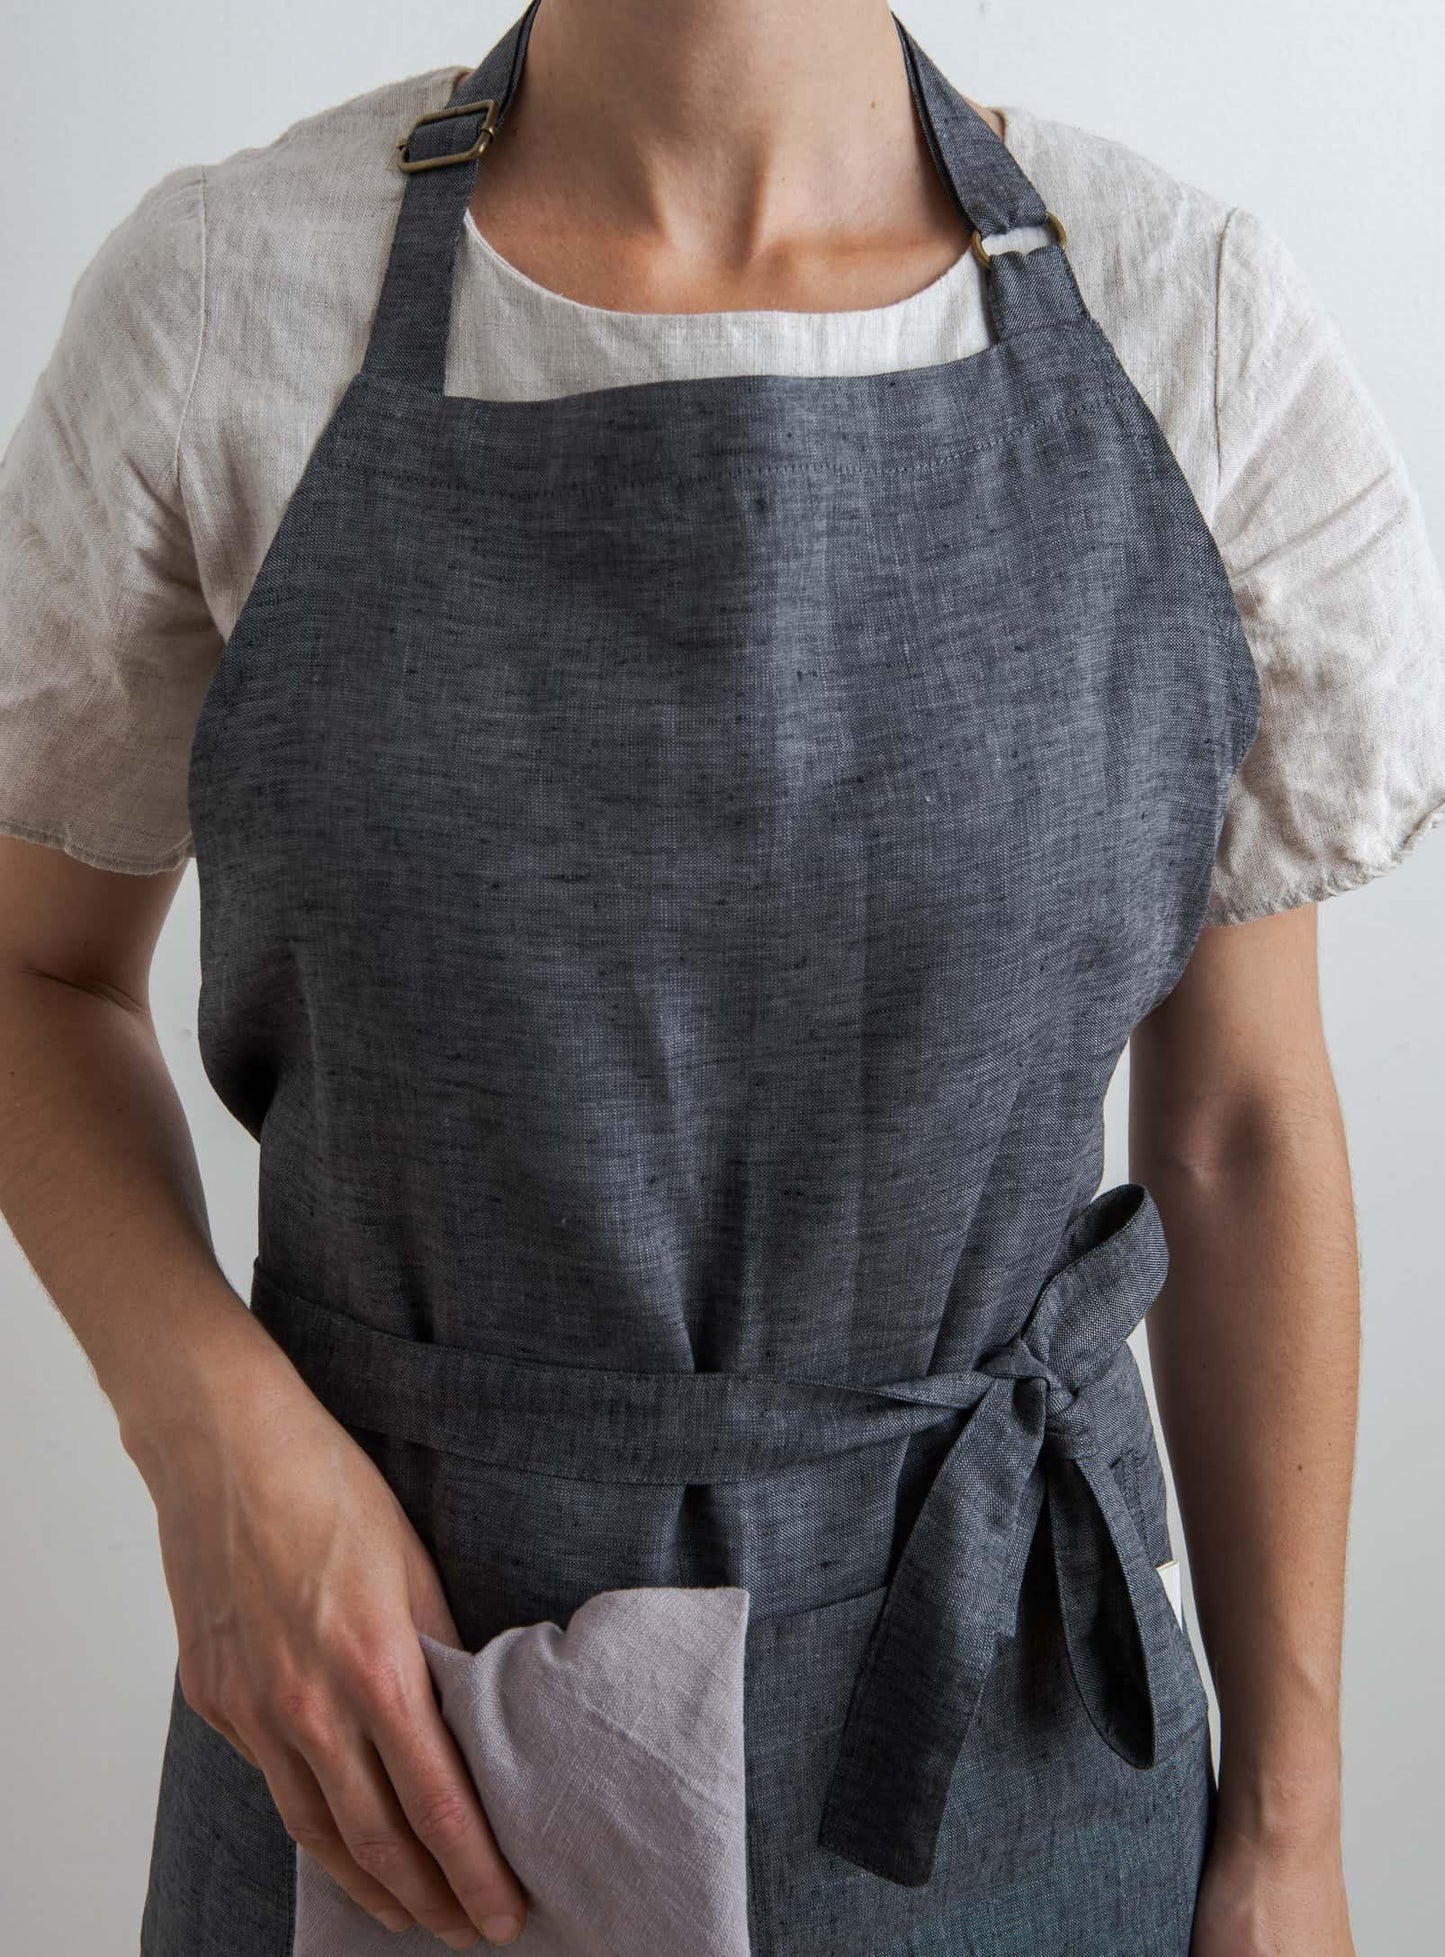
[143,2,1256,1950]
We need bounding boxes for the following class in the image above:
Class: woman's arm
[1131,904,1357,1957]
[0,834,528,1950]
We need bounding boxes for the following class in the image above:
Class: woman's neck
[464,0,997,306]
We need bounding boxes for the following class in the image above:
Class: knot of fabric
[976,1334,1110,1464]
[815,1183,1211,1888]
[977,1329,1077,1416]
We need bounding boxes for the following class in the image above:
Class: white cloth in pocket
[291,1586,753,1956]
[1157,1557,1184,1630]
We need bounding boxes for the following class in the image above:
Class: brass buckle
[396,96,500,174]
[970,209,1067,271]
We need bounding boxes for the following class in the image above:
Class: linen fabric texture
[138,2,1253,1948]
[2,28,1445,923]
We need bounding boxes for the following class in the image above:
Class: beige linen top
[2,64,1444,927]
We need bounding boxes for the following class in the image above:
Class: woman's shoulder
[197,65,463,259]
[1000,104,1234,250]
[205,64,461,192]
[59,66,463,396]
[1000,106,1233,422]
[1001,107,1307,516]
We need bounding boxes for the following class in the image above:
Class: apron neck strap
[363,0,540,391]
[892,18,1088,340]
[361,1,1083,394]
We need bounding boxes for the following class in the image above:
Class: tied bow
[816,1182,1210,1887]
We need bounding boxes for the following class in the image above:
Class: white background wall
[2,1,1441,1948]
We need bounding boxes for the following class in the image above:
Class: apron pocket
[293,1584,754,1957]
[741,1579,893,1878]
[743,1582,892,1757]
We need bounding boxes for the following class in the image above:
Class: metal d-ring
[970,209,1068,271]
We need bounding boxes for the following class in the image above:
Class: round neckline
[455,87,1014,329]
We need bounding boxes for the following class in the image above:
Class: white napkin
[292,1585,753,1955]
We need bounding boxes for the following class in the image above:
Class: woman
[1,0,1441,1950]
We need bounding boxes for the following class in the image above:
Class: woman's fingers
[258,1738,418,1934]
[266,1626,528,1950]
[303,1726,489,1947]
[369,1663,530,1946]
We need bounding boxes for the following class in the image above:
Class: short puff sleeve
[1205,204,1445,926]
[0,163,220,874]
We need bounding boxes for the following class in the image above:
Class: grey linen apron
[141,2,1261,1950]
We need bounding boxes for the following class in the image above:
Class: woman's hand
[0,843,525,1945]
[1191,1805,1355,1956]
[125,1324,529,1950]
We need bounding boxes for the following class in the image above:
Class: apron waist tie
[248,1182,1208,1892]
[814,1180,1209,1884]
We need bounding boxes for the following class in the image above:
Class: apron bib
[144,4,1260,1951]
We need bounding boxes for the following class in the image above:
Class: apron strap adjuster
[396,95,500,173]
[970,208,1068,270]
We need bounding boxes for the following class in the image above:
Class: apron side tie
[815,1184,1210,1887]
